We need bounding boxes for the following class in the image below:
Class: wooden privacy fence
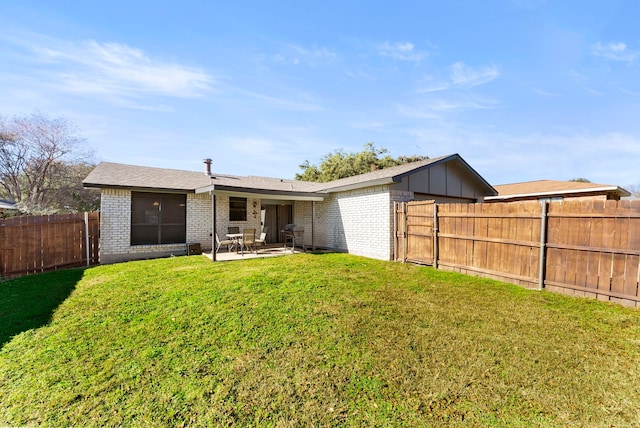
[395,200,640,307]
[0,212,99,277]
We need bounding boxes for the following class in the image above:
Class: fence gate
[395,201,435,264]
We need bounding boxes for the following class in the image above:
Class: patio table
[226,233,243,253]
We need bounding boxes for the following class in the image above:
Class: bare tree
[0,111,96,214]
[626,183,640,198]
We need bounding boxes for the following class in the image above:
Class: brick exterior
[294,185,415,260]
[99,187,416,263]
[214,195,262,238]
[100,189,212,263]
[99,190,269,263]
[187,193,213,249]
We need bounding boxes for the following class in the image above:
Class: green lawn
[1,253,640,426]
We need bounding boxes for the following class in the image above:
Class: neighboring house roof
[83,153,496,199]
[485,180,631,202]
[0,199,17,210]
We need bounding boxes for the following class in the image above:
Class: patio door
[263,204,292,243]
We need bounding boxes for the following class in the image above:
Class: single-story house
[485,180,631,203]
[83,153,497,263]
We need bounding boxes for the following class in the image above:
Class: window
[229,197,247,222]
[131,192,186,245]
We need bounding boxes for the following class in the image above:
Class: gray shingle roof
[314,155,450,191]
[83,162,214,191]
[83,153,495,196]
[83,162,323,194]
[315,154,496,195]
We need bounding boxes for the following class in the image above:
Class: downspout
[312,201,316,251]
[212,193,217,262]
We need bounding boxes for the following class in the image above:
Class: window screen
[131,192,186,245]
[229,197,247,222]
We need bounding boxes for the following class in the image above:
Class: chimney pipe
[203,158,212,176]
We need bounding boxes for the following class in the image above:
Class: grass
[1,253,640,426]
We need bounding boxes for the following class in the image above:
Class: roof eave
[196,184,325,201]
[319,177,396,193]
[485,185,631,201]
[83,182,195,193]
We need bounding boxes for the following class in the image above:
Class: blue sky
[1,0,639,187]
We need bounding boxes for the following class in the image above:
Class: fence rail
[395,200,640,308]
[0,212,99,277]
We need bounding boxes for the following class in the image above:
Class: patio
[204,243,304,262]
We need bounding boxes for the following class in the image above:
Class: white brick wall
[99,189,132,262]
[309,185,413,260]
[187,193,213,250]
[100,189,218,263]
[214,195,262,238]
[99,186,415,263]
[292,200,313,248]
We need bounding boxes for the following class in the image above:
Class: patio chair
[239,228,256,255]
[255,231,267,251]
[215,233,234,253]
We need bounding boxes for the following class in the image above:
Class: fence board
[0,212,100,277]
[404,201,434,265]
[396,200,640,306]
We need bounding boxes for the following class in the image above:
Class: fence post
[401,202,407,262]
[393,202,397,261]
[84,212,90,267]
[433,202,439,269]
[538,201,548,290]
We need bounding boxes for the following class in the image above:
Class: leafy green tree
[0,111,98,214]
[570,178,592,183]
[295,143,428,182]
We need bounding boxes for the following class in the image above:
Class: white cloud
[260,43,336,67]
[583,87,605,96]
[591,42,639,64]
[415,63,499,94]
[417,82,450,93]
[2,34,213,102]
[378,41,428,62]
[427,98,496,111]
[450,62,500,87]
[509,0,547,9]
[398,125,640,185]
[231,88,323,112]
[39,40,213,98]
[285,44,336,60]
[532,87,560,97]
[396,104,440,119]
[618,86,640,96]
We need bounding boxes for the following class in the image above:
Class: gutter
[317,177,396,193]
[485,186,631,201]
[82,183,196,193]
[196,184,325,201]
